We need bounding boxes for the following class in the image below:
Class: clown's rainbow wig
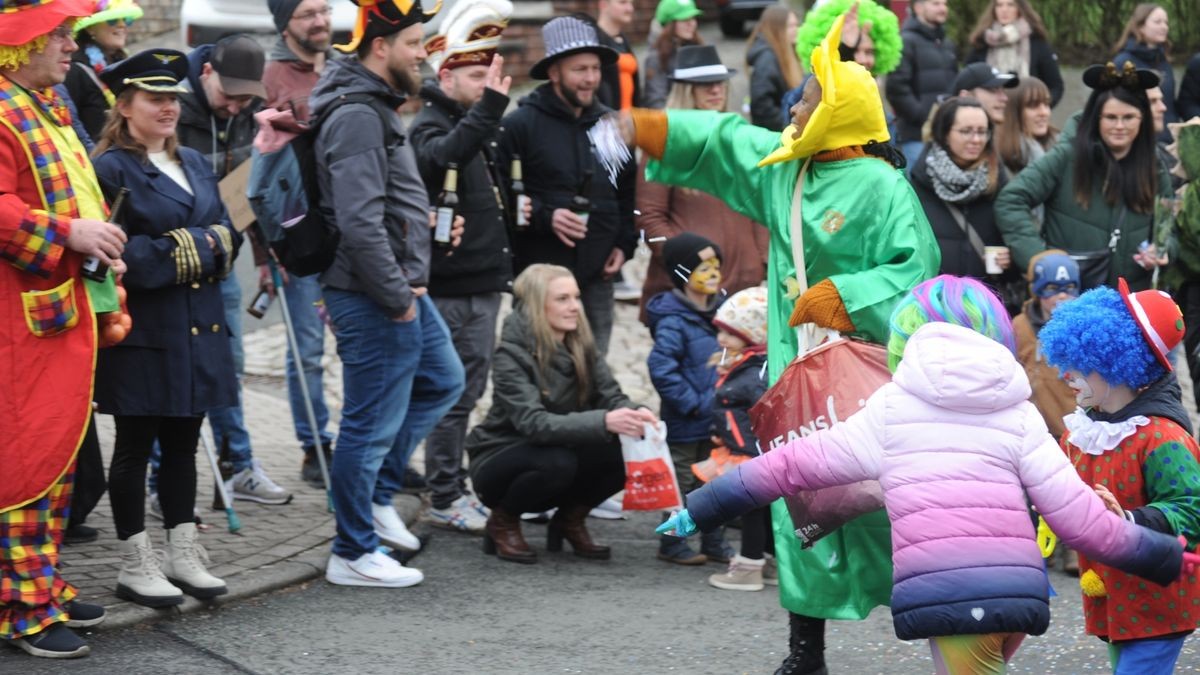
[1038,285,1163,389]
[887,275,1016,371]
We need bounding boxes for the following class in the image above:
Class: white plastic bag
[619,421,682,511]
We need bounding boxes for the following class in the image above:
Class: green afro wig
[795,0,902,77]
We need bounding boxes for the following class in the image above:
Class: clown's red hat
[0,0,96,47]
[1118,277,1185,371]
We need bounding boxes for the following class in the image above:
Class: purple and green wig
[887,275,1017,371]
[1038,285,1164,388]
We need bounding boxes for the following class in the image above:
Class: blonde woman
[465,265,658,564]
[746,4,802,131]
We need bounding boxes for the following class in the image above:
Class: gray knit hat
[268,0,303,32]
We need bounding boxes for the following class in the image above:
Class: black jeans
[68,414,107,527]
[471,441,626,515]
[740,506,775,560]
[109,415,203,539]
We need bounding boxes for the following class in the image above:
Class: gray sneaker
[231,460,293,505]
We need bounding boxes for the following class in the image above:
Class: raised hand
[486,54,512,96]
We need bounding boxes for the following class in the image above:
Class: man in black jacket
[410,0,514,534]
[885,0,957,170]
[499,15,637,355]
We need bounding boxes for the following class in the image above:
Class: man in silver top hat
[498,14,637,356]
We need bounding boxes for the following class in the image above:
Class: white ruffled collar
[1063,408,1151,455]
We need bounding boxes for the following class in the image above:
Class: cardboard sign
[218,159,255,232]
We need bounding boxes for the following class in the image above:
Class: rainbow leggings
[929,633,1026,675]
[0,471,76,640]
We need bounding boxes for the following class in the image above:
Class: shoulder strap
[945,203,988,261]
[788,158,837,353]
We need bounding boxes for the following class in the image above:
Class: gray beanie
[268,0,304,32]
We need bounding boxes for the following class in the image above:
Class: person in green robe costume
[621,12,940,673]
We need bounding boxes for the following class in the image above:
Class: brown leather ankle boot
[483,508,537,564]
[546,504,611,560]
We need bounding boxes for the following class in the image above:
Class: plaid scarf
[0,74,79,218]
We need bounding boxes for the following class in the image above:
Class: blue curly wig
[1038,285,1164,388]
[887,275,1016,371]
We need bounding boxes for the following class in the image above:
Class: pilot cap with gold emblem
[100,48,190,97]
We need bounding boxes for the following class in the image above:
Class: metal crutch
[199,421,242,533]
[270,259,334,513]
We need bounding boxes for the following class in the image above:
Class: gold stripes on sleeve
[166,228,201,284]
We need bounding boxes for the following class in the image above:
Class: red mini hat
[0,0,96,47]
[1118,277,1185,371]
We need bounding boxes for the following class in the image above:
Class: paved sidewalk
[63,251,661,632]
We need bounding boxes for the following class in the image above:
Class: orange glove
[629,108,668,160]
[789,278,855,332]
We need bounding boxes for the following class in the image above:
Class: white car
[180,0,359,47]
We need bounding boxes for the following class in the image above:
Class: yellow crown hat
[758,13,890,167]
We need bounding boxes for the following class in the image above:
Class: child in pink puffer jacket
[660,275,1194,674]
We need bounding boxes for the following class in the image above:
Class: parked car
[717,0,774,37]
[180,0,358,47]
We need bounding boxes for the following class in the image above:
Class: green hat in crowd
[75,0,143,33]
[655,0,701,26]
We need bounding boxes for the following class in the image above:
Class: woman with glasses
[63,0,142,140]
[996,63,1173,293]
[909,97,1022,312]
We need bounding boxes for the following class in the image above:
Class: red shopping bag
[620,421,683,511]
[750,337,891,547]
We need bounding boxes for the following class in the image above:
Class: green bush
[941,0,1199,65]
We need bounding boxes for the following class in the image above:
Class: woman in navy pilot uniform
[91,49,239,609]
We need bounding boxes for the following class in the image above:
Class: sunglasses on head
[105,18,135,27]
[1038,282,1078,298]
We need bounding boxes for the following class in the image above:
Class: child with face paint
[1038,280,1200,674]
[660,275,1194,673]
[646,233,733,565]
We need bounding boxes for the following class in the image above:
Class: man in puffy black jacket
[885,0,958,170]
[410,18,515,532]
[498,16,637,355]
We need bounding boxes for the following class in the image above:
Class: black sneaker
[63,600,106,629]
[63,523,99,545]
[400,467,427,494]
[300,443,332,489]
[8,623,89,659]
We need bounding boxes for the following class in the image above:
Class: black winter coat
[92,147,241,417]
[1114,39,1178,143]
[497,84,637,285]
[63,48,116,141]
[747,35,788,132]
[711,349,767,457]
[410,83,514,297]
[964,36,1064,108]
[909,146,1018,285]
[886,18,958,143]
[1176,52,1200,122]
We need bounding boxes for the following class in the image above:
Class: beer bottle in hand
[82,187,129,282]
[571,170,592,229]
[512,155,530,229]
[434,162,459,250]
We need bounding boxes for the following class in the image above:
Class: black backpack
[248,93,401,276]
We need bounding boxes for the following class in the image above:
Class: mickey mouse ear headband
[1082,61,1161,92]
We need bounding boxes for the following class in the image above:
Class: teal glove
[655,510,697,537]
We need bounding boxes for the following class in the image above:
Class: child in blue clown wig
[1038,279,1200,675]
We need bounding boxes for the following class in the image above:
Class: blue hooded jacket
[646,290,721,443]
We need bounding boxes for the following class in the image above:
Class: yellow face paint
[688,257,722,295]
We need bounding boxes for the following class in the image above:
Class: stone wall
[130,0,184,42]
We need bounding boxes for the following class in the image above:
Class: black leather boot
[775,613,827,675]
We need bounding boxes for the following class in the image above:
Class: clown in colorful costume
[0,0,127,659]
[625,12,939,670]
[1040,281,1200,673]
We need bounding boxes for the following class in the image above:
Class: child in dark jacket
[647,233,732,565]
[691,286,775,591]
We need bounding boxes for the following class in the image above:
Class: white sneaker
[231,459,293,505]
[371,502,421,551]
[588,496,626,520]
[426,495,488,533]
[325,550,423,588]
[465,495,490,519]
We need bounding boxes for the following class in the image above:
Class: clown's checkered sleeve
[0,189,71,279]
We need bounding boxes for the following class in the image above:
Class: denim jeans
[900,140,925,177]
[324,290,464,559]
[208,274,254,473]
[283,273,334,450]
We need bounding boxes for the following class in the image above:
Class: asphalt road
[8,511,1195,674]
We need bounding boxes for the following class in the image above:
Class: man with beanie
[260,0,340,488]
[312,0,465,588]
[409,0,513,534]
[0,0,127,658]
[498,15,637,356]
[646,233,735,565]
[170,33,292,508]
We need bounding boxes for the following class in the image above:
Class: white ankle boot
[116,531,184,608]
[163,522,228,599]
